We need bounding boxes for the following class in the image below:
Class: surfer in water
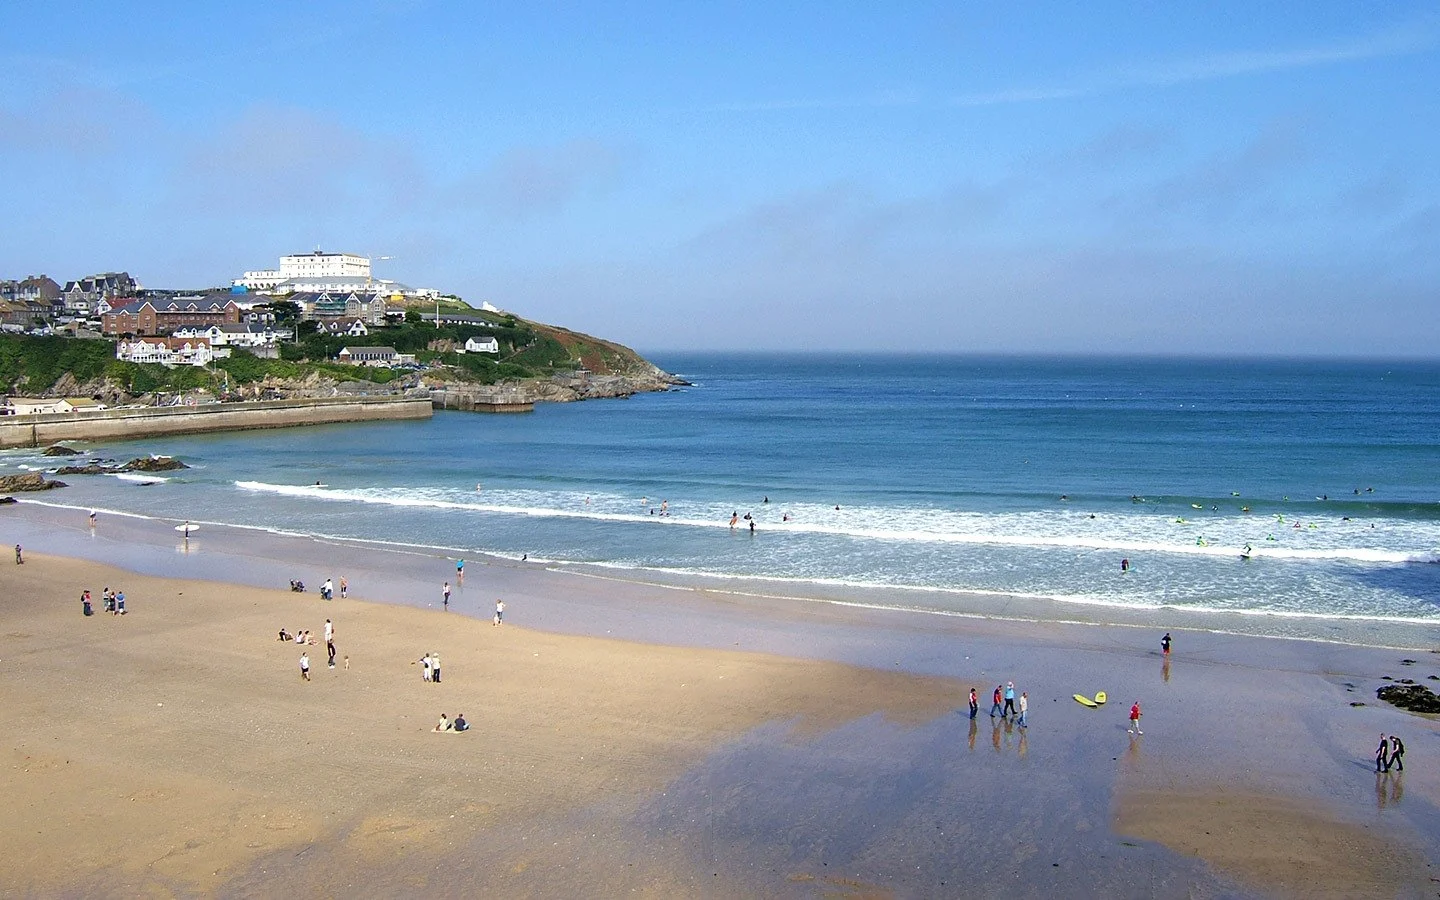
[1120,558,1130,573]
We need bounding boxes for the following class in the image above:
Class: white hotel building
[235,251,371,292]
[234,251,440,299]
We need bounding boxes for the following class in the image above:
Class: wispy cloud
[952,22,1437,107]
[708,21,1437,113]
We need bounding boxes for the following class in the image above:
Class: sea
[7,354,1440,648]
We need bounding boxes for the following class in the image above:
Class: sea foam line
[232,480,1440,565]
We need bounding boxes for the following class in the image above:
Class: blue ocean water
[8,354,1440,645]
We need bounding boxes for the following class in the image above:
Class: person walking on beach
[990,685,1003,718]
[968,688,979,720]
[324,619,336,668]
[1390,735,1405,772]
[89,510,97,528]
[339,577,347,599]
[1129,700,1143,734]
[1018,692,1029,728]
[442,582,450,611]
[114,590,126,615]
[1161,632,1172,655]
[431,652,441,684]
[1003,682,1017,718]
[1376,734,1391,772]
[14,544,22,565]
[299,652,310,681]
[322,578,334,601]
[456,559,464,582]
[421,653,432,682]
[494,599,504,626]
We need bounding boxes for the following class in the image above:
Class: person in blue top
[456,559,465,581]
[1003,682,1017,718]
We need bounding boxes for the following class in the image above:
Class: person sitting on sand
[278,628,292,641]
[434,713,452,732]
[453,713,468,732]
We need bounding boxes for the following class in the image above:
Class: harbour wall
[0,396,433,449]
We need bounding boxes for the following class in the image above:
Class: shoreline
[11,494,1440,653]
[3,513,1439,896]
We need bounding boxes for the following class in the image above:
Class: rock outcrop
[1376,681,1440,714]
[0,472,67,492]
[56,456,189,476]
[43,445,82,456]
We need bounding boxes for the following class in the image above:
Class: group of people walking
[976,681,1028,728]
[80,587,126,616]
[1375,734,1406,773]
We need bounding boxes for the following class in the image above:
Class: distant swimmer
[763,496,769,503]
[1211,505,1219,511]
[1120,558,1130,573]
[1266,533,1277,541]
[476,483,482,491]
[748,519,755,533]
[1060,495,1069,501]
[1366,487,1375,493]
[1196,536,1208,547]
[782,513,790,522]
[1241,507,1250,513]
[1241,543,1252,559]
[1191,504,1203,510]
[1231,492,1240,497]
[730,512,738,528]
[835,505,840,511]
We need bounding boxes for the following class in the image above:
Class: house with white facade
[3,397,108,415]
[318,318,369,337]
[172,323,287,348]
[116,337,230,367]
[336,346,416,367]
[461,336,500,353]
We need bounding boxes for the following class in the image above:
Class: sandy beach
[3,505,1440,897]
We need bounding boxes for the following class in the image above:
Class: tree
[269,300,301,327]
[405,307,423,326]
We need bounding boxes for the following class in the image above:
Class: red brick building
[103,295,242,336]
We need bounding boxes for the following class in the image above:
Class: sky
[2,1,1438,356]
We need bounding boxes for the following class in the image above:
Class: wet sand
[3,503,1440,897]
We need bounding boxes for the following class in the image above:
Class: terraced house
[103,295,242,337]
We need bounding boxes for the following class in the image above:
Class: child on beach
[300,652,310,681]
[443,582,450,610]
[494,599,504,626]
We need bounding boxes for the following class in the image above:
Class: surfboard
[174,524,198,533]
[1094,691,1107,705]
[1073,694,1098,708]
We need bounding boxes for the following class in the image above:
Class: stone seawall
[0,396,432,449]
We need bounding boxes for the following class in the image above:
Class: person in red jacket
[990,685,1004,718]
[1129,700,1143,735]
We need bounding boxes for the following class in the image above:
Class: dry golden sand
[0,553,960,896]
[1115,789,1434,899]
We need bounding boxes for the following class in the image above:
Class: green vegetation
[0,311,653,398]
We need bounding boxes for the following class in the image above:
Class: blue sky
[2,2,1437,355]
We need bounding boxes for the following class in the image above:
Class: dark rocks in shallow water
[54,456,188,477]
[1400,659,1416,665]
[120,456,188,472]
[1376,682,1440,714]
[54,464,109,476]
[1350,701,1366,707]
[43,445,82,456]
[0,496,16,505]
[0,473,66,492]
